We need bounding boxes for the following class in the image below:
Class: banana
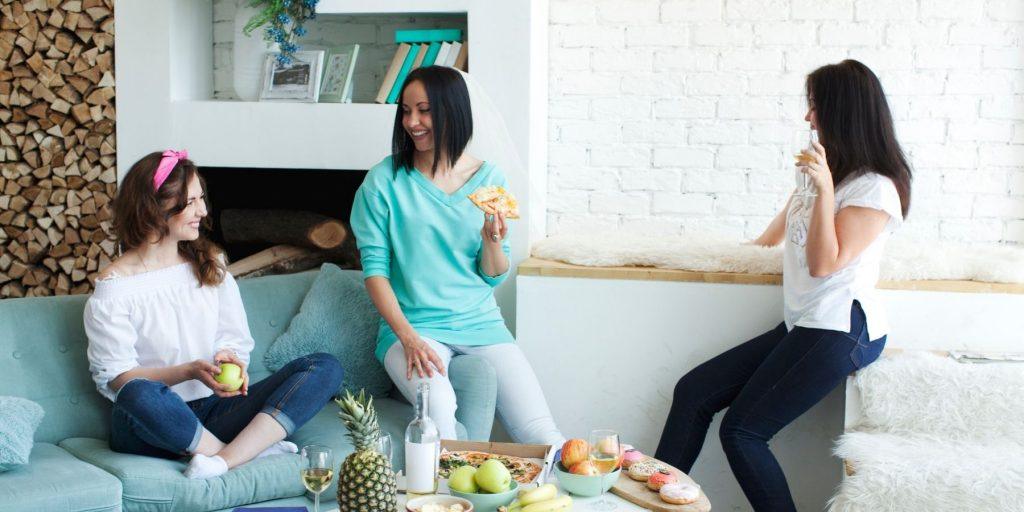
[519,483,558,506]
[521,495,573,512]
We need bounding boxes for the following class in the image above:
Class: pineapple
[336,389,398,512]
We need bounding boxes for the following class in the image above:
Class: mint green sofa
[0,269,498,511]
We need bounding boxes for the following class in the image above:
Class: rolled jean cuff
[186,420,204,453]
[261,406,297,436]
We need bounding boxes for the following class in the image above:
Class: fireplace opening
[199,167,368,276]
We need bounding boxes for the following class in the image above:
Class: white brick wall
[547,0,1024,243]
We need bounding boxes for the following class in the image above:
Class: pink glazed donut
[621,449,645,469]
[646,469,678,491]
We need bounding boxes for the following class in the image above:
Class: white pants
[384,338,565,446]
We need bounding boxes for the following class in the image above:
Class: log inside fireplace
[198,166,367,277]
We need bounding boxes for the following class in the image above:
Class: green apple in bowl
[215,363,244,391]
[449,480,518,512]
[448,465,479,494]
[475,459,512,494]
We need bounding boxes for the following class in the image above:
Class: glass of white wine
[589,429,620,511]
[792,128,819,197]
[300,444,334,512]
[376,433,394,469]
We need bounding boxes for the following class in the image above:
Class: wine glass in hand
[300,445,334,512]
[792,128,819,197]
[589,429,620,511]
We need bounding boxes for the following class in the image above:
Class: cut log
[220,209,348,250]
[1,0,117,298]
[227,245,313,278]
[227,244,343,279]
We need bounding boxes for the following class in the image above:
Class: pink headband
[153,149,188,190]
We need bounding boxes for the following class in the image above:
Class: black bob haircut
[391,66,473,176]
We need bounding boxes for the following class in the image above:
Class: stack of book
[375,28,468,104]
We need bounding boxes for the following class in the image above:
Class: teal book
[386,43,422,104]
[394,28,463,44]
[421,42,442,67]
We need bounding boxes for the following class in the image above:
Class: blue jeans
[110,353,344,458]
[654,302,885,512]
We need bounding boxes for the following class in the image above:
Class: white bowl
[405,495,475,512]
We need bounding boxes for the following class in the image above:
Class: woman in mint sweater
[350,66,564,445]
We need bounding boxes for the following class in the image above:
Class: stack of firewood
[0,0,116,298]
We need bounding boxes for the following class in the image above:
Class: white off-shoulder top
[84,263,254,402]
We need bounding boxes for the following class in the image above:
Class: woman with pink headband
[83,150,343,479]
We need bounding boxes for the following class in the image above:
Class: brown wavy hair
[112,151,226,286]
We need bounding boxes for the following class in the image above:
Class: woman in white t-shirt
[655,60,913,512]
[84,151,343,479]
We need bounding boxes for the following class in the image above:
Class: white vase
[232,0,274,101]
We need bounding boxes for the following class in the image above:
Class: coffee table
[392,474,645,511]
[322,475,647,511]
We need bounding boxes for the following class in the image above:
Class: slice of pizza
[468,185,520,219]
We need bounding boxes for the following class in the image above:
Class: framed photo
[319,45,360,103]
[259,50,325,102]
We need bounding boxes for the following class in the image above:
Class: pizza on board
[439,449,542,484]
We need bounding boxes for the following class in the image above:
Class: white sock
[255,440,298,459]
[184,454,229,479]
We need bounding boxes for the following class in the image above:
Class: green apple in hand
[474,459,511,493]
[448,465,479,493]
[214,363,243,391]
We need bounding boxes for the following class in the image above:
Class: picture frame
[259,50,325,102]
[319,45,360,103]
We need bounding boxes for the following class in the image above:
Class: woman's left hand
[480,210,508,245]
[799,140,835,196]
[213,349,249,396]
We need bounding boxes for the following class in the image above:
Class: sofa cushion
[59,437,304,512]
[264,264,392,397]
[0,442,122,511]
[0,396,45,471]
[0,294,113,444]
[57,398,454,512]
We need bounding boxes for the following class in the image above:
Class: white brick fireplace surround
[546,0,1024,244]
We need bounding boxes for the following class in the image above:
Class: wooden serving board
[610,459,711,512]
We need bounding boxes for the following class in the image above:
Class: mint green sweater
[350,157,514,362]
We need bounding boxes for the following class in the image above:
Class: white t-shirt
[84,263,255,402]
[783,171,903,340]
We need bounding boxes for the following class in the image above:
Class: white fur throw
[531,234,1024,284]
[830,353,1024,512]
[852,352,1024,442]
[830,432,1024,512]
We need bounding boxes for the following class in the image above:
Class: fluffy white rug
[531,234,1024,284]
[830,353,1024,512]
[830,432,1024,512]
[852,352,1024,442]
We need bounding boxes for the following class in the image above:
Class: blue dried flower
[294,26,307,36]
[276,13,291,25]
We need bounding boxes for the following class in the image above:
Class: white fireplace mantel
[114,0,549,328]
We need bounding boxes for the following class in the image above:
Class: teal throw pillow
[264,263,392,397]
[0,396,44,472]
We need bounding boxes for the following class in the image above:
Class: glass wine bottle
[404,382,440,497]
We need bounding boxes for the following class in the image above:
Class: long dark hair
[391,66,473,176]
[112,151,225,286]
[807,59,912,217]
